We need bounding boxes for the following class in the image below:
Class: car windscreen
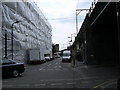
[63,53,70,56]
[2,59,16,64]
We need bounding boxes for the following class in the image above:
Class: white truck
[27,49,45,64]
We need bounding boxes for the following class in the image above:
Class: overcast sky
[34,0,94,50]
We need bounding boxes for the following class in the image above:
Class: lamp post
[76,9,89,34]
[4,29,7,59]
[2,26,8,59]
[75,0,97,33]
[11,21,21,60]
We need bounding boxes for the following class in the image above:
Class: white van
[62,50,71,62]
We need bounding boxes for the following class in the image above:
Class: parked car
[45,56,51,61]
[1,59,25,77]
[54,54,60,58]
[62,50,71,62]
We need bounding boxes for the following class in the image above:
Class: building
[52,44,59,53]
[73,1,120,66]
[1,0,52,63]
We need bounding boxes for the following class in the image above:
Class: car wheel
[13,70,19,77]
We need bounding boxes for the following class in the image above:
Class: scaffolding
[1,0,52,63]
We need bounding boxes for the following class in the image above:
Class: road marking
[67,82,76,85]
[102,81,117,88]
[35,84,46,86]
[3,85,13,87]
[81,81,92,84]
[47,64,51,66]
[59,66,61,67]
[54,66,58,68]
[39,67,46,71]
[39,69,43,71]
[19,84,30,87]
[90,78,117,90]
[48,69,53,71]
[51,83,62,86]
[55,69,61,70]
[39,69,46,71]
[39,77,98,82]
[62,68,68,71]
[55,63,58,64]
[53,65,61,68]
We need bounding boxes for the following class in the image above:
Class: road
[2,58,118,89]
[3,58,81,88]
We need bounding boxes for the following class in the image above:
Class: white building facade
[1,0,52,63]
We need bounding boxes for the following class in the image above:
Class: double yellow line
[90,78,117,90]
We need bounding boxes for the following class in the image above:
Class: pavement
[71,60,119,90]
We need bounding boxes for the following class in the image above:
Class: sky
[34,0,94,50]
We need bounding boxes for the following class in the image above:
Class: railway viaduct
[73,1,120,66]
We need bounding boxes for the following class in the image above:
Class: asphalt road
[2,58,80,88]
[2,58,118,89]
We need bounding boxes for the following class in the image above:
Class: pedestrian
[71,49,75,67]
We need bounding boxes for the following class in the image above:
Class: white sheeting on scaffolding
[0,1,2,60]
[0,1,3,89]
[1,0,52,63]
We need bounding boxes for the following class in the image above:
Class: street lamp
[68,36,72,42]
[11,21,21,60]
[68,33,76,43]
